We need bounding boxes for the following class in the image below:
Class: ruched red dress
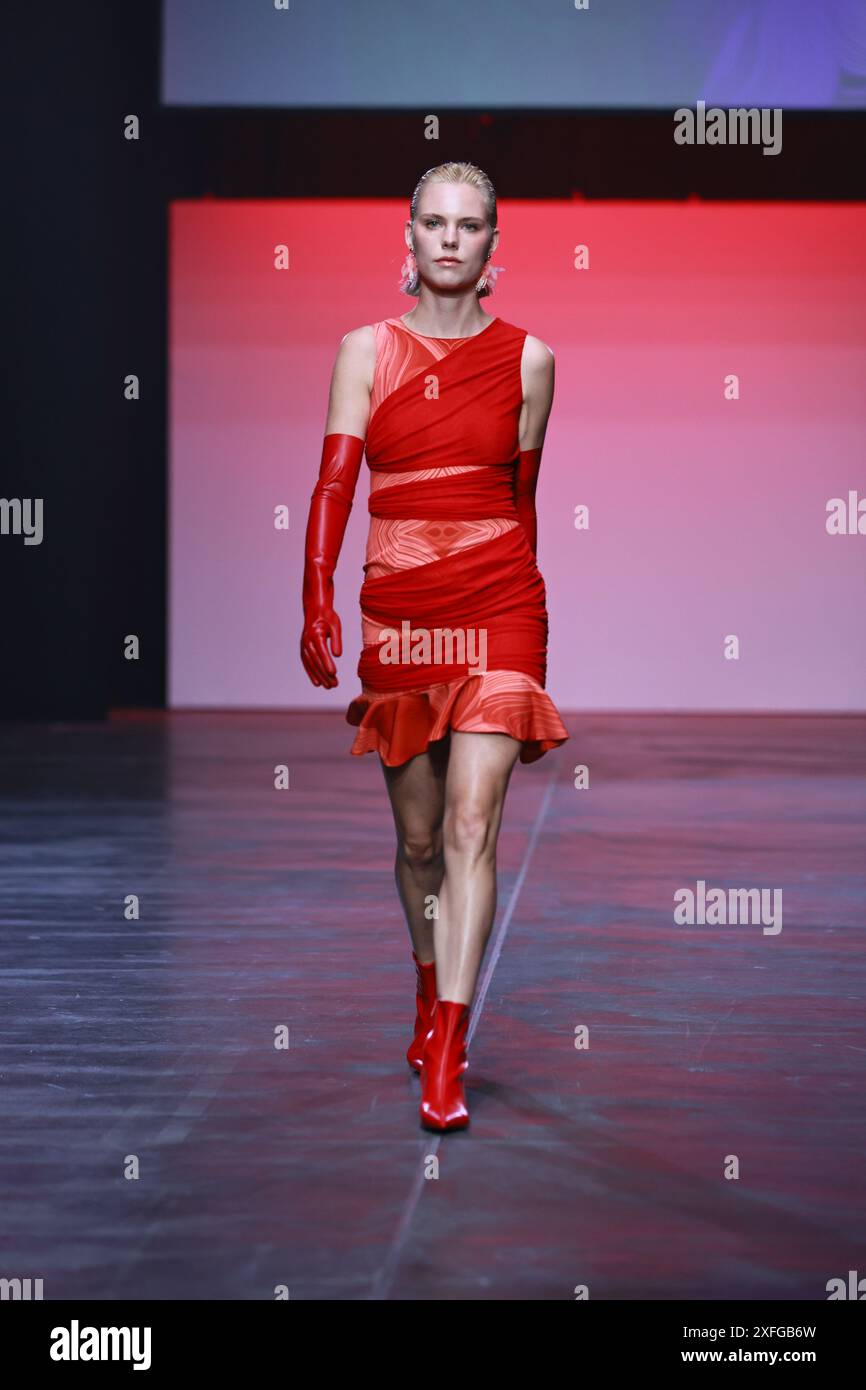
[345,314,569,767]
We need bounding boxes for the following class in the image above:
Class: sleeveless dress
[345,314,569,767]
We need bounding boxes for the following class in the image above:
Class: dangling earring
[398,248,420,296]
[476,259,505,295]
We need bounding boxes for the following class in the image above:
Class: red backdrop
[169,198,866,711]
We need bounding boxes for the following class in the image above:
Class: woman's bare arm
[518,334,555,451]
[514,335,555,555]
[324,325,376,437]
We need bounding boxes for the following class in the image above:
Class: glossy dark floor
[1,711,864,1301]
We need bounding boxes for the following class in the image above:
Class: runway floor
[1,710,864,1300]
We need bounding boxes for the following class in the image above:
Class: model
[300,161,569,1132]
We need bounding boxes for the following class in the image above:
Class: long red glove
[300,432,365,688]
[514,446,542,557]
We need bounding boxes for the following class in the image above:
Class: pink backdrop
[168,199,866,711]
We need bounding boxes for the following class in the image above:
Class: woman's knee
[443,800,497,862]
[397,826,444,872]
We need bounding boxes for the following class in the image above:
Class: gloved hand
[300,432,365,688]
[514,446,542,557]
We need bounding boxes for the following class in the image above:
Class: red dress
[345,314,569,766]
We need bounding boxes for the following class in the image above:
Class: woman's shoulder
[334,323,378,372]
[491,317,551,360]
[520,331,555,368]
[338,323,378,352]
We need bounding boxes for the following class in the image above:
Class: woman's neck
[401,295,492,338]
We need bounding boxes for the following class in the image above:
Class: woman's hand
[301,602,342,688]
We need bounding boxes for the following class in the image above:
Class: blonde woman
[300,162,568,1131]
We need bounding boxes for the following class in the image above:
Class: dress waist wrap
[357,524,547,692]
[368,463,518,521]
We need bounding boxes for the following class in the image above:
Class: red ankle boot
[419,999,470,1131]
[407,952,437,1072]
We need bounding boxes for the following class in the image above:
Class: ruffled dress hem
[345,671,569,768]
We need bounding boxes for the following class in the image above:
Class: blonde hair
[402,161,498,298]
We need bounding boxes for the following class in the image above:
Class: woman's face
[407,182,499,293]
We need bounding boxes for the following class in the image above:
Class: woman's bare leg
[435,730,522,1004]
[379,735,450,962]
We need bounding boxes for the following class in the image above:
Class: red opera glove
[300,432,365,688]
[514,446,542,557]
